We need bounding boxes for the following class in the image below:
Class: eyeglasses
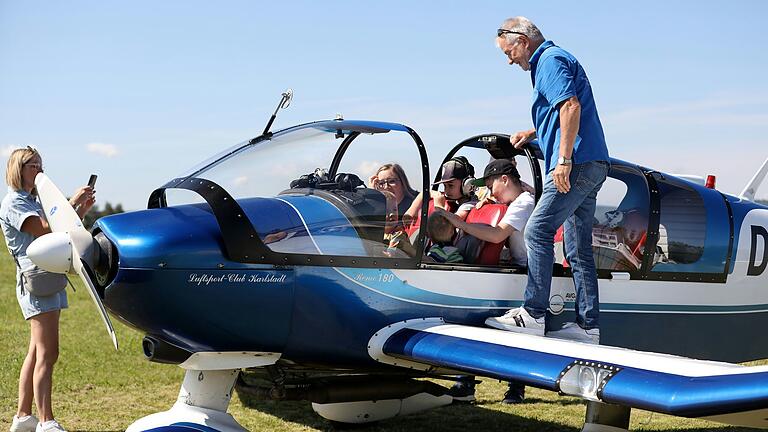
[376,178,400,188]
[497,28,526,38]
[24,162,43,171]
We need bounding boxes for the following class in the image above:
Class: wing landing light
[369,318,768,429]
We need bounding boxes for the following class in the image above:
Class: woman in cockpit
[1,147,95,432]
[368,163,418,218]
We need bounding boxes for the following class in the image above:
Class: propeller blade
[34,173,85,231]
[73,255,118,350]
[34,173,118,350]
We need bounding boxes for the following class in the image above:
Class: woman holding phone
[1,147,95,432]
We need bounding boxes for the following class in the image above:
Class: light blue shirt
[1,188,44,272]
[529,40,609,173]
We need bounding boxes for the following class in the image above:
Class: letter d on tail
[748,226,768,276]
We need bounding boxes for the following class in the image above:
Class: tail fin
[739,157,768,201]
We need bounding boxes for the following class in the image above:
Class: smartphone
[88,174,98,188]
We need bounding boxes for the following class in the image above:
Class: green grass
[0,248,760,431]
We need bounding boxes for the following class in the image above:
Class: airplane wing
[367,318,768,429]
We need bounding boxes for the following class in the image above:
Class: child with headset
[403,156,479,225]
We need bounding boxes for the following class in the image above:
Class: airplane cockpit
[149,120,431,268]
[145,119,733,284]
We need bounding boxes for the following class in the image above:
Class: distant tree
[83,202,125,229]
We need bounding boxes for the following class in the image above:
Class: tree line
[83,202,124,229]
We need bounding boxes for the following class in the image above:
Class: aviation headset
[446,156,476,198]
[334,172,364,192]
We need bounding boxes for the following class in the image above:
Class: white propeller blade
[34,174,88,241]
[73,256,118,349]
[34,173,118,350]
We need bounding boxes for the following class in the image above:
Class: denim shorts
[16,276,68,320]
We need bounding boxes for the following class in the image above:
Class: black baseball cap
[471,159,520,187]
[433,158,472,185]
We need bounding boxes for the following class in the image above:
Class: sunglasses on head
[497,28,526,38]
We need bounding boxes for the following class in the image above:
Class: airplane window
[164,125,424,261]
[648,176,730,277]
[166,128,335,205]
[333,132,424,258]
[335,132,424,219]
[578,165,650,273]
[649,177,715,276]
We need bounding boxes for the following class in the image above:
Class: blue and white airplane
[26,92,768,431]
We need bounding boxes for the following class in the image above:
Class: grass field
[0,247,760,431]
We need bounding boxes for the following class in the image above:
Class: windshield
[165,120,428,261]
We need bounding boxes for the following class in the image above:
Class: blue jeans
[523,160,608,330]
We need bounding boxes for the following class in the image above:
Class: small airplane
[26,90,768,431]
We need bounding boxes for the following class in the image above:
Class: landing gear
[582,401,631,432]
[126,369,246,432]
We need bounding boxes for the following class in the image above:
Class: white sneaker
[35,420,66,432]
[10,415,38,432]
[485,307,545,336]
[547,322,600,344]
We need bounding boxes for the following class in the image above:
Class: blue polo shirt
[529,40,609,173]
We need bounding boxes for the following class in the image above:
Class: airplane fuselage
[96,194,768,366]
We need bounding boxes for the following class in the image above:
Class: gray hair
[500,16,545,45]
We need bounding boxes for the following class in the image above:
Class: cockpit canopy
[155,120,430,266]
[150,119,733,281]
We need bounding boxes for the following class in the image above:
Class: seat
[463,203,508,265]
[405,199,456,240]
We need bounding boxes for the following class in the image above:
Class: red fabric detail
[465,203,508,265]
[404,198,456,237]
[632,231,647,259]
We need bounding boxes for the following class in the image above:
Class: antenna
[739,157,768,201]
[262,89,293,136]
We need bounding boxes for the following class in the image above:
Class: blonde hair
[6,146,40,192]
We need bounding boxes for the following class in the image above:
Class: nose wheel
[126,369,247,432]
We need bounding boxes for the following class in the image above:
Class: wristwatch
[557,156,572,165]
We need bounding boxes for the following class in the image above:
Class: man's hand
[433,191,447,209]
[553,164,571,194]
[510,129,537,149]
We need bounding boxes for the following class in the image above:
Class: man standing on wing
[485,16,610,344]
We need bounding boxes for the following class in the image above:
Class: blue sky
[1,1,767,209]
